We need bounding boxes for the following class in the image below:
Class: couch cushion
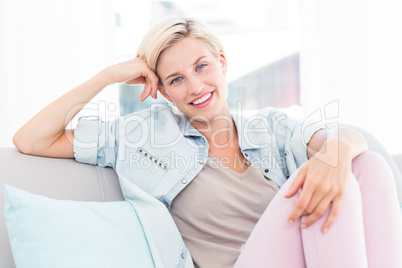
[0,147,124,268]
[4,185,154,268]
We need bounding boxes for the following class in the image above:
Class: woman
[13,17,402,267]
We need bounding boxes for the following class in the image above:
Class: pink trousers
[235,152,402,268]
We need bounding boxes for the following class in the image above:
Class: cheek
[213,73,227,89]
[165,89,186,104]
[220,82,229,97]
[210,66,226,82]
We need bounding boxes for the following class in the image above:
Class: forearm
[308,127,368,161]
[327,127,368,159]
[13,69,112,154]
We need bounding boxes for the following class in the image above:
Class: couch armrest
[393,154,402,174]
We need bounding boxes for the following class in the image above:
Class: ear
[158,86,173,102]
[219,52,227,75]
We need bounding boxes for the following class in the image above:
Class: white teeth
[192,93,212,105]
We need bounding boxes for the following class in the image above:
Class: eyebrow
[164,56,207,81]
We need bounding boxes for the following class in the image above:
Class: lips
[190,91,214,108]
[191,92,212,105]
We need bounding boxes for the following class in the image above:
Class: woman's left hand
[284,140,353,233]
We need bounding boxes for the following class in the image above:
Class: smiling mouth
[191,92,212,105]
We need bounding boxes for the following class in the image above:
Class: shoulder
[150,105,182,123]
[119,105,185,136]
[239,107,286,120]
[123,105,178,119]
[237,107,289,129]
[120,105,181,125]
[255,107,292,120]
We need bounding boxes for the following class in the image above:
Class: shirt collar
[179,112,261,150]
[179,114,204,137]
[231,111,261,151]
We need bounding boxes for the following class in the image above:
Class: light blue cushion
[4,185,155,268]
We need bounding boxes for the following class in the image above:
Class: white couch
[1,125,401,267]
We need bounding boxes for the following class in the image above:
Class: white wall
[300,0,402,154]
[0,0,118,147]
[3,0,401,154]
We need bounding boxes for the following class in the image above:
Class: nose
[186,76,203,95]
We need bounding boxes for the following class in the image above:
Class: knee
[352,151,397,193]
[354,151,386,163]
[352,151,392,176]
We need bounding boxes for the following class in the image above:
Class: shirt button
[181,253,186,259]
[182,179,187,184]
[245,153,249,157]
[264,169,269,173]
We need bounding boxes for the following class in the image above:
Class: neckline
[207,154,253,177]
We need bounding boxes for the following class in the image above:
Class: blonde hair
[136,17,224,77]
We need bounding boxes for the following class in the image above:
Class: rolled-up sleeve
[269,110,327,175]
[73,116,118,168]
[288,118,326,169]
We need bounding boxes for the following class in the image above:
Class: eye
[171,77,182,84]
[196,64,206,71]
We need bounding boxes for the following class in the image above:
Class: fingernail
[323,228,329,234]
[300,223,307,229]
[288,219,294,224]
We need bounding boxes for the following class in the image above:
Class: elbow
[13,131,33,155]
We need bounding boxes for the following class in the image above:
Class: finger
[140,65,158,98]
[140,82,151,102]
[142,76,153,99]
[321,196,343,233]
[146,70,159,99]
[124,76,146,85]
[300,195,334,229]
[284,166,307,198]
[146,77,158,99]
[303,182,331,214]
[287,183,315,224]
[145,76,154,98]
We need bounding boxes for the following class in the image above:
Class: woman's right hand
[105,57,160,102]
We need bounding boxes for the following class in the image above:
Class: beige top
[170,155,280,268]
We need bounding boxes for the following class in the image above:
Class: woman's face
[157,38,229,123]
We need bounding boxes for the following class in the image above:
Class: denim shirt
[73,105,325,267]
